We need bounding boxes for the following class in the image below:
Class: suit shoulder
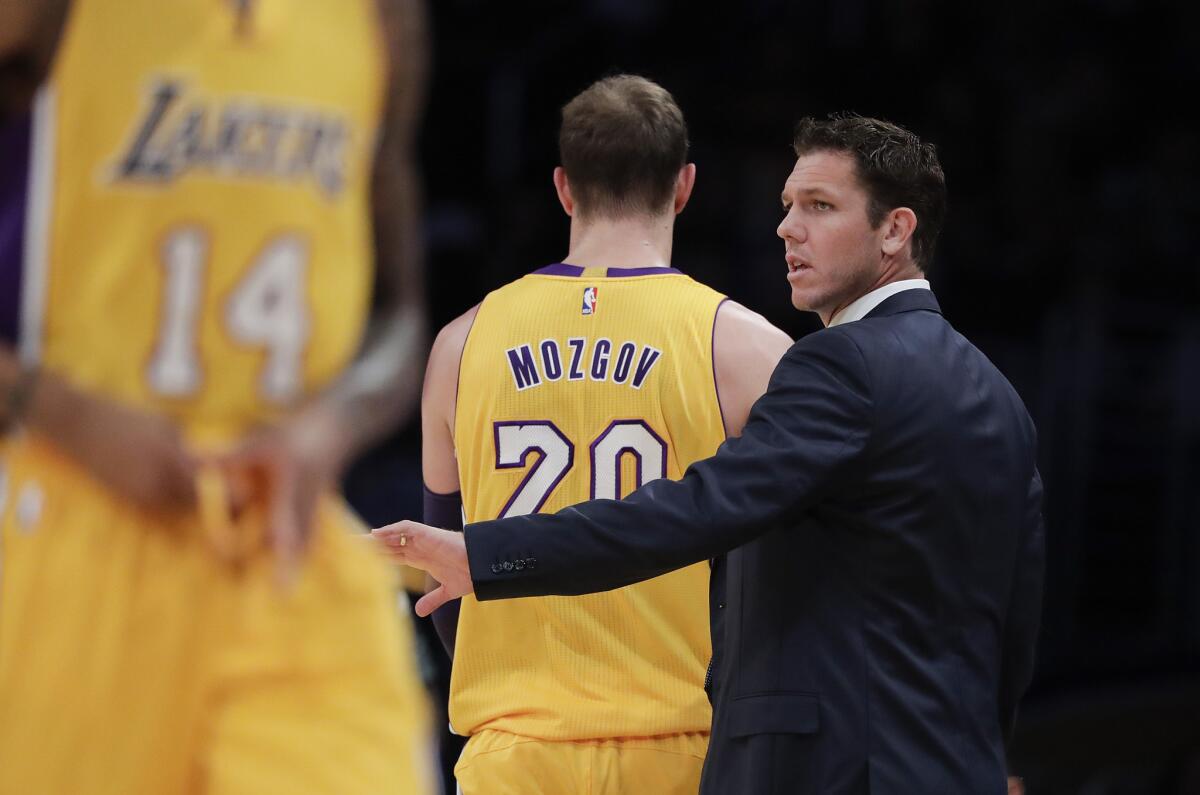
[774,326,874,400]
[788,325,871,368]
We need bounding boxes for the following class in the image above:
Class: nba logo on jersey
[582,286,598,315]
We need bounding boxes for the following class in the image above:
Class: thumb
[415,584,452,618]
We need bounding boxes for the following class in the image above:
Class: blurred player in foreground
[0,0,435,792]
[387,75,792,794]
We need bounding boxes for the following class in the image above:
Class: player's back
[452,263,727,740]
[9,0,384,443]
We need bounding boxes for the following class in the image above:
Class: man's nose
[777,211,803,241]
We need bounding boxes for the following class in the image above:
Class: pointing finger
[414,585,451,618]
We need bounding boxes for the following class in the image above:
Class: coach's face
[777,150,887,324]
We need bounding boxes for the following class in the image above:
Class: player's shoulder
[431,304,480,361]
[478,269,580,309]
[712,300,792,391]
[423,303,479,409]
[715,300,793,350]
[427,303,480,385]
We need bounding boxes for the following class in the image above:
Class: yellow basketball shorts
[0,436,435,795]
[454,729,708,795]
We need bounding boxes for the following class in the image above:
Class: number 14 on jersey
[147,226,312,402]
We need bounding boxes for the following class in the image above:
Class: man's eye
[812,200,832,211]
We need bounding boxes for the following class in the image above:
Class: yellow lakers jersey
[24,0,385,443]
[451,264,727,741]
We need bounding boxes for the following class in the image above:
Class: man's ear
[674,163,696,214]
[880,206,917,258]
[553,167,574,217]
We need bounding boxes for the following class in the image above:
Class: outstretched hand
[373,520,473,616]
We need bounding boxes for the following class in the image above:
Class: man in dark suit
[377,114,1045,795]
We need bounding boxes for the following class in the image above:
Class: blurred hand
[1007,776,1025,795]
[372,520,472,615]
[31,372,198,513]
[213,406,347,589]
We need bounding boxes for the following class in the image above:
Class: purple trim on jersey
[712,298,731,440]
[0,115,32,344]
[607,266,682,277]
[493,420,574,518]
[451,306,481,440]
[531,263,683,278]
[533,263,585,277]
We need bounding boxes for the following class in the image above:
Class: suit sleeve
[464,328,874,600]
[998,467,1046,748]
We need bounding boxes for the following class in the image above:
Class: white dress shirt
[828,279,931,327]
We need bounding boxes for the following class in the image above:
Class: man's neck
[562,214,674,270]
[820,259,925,326]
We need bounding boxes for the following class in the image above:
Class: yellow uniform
[452,264,726,794]
[0,1,432,793]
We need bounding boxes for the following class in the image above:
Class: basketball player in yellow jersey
[381,76,792,795]
[0,1,435,794]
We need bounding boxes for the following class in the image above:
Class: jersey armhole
[710,296,730,441]
[450,301,482,469]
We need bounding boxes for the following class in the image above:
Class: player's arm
[0,345,198,510]
[421,306,476,502]
[317,0,431,454]
[285,0,432,465]
[410,305,478,657]
[0,0,70,116]
[216,0,431,585]
[712,300,793,436]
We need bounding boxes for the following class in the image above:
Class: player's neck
[562,215,674,270]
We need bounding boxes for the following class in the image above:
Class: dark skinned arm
[216,0,431,585]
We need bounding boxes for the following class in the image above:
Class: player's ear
[673,163,696,215]
[553,167,574,217]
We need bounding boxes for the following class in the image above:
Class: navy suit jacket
[464,289,1045,795]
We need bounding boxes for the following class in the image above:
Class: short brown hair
[559,75,688,219]
[792,113,946,270]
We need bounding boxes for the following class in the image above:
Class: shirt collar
[828,279,931,327]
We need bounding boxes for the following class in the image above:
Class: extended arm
[465,328,874,600]
[290,0,430,464]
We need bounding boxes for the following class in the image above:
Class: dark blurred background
[346,1,1200,792]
